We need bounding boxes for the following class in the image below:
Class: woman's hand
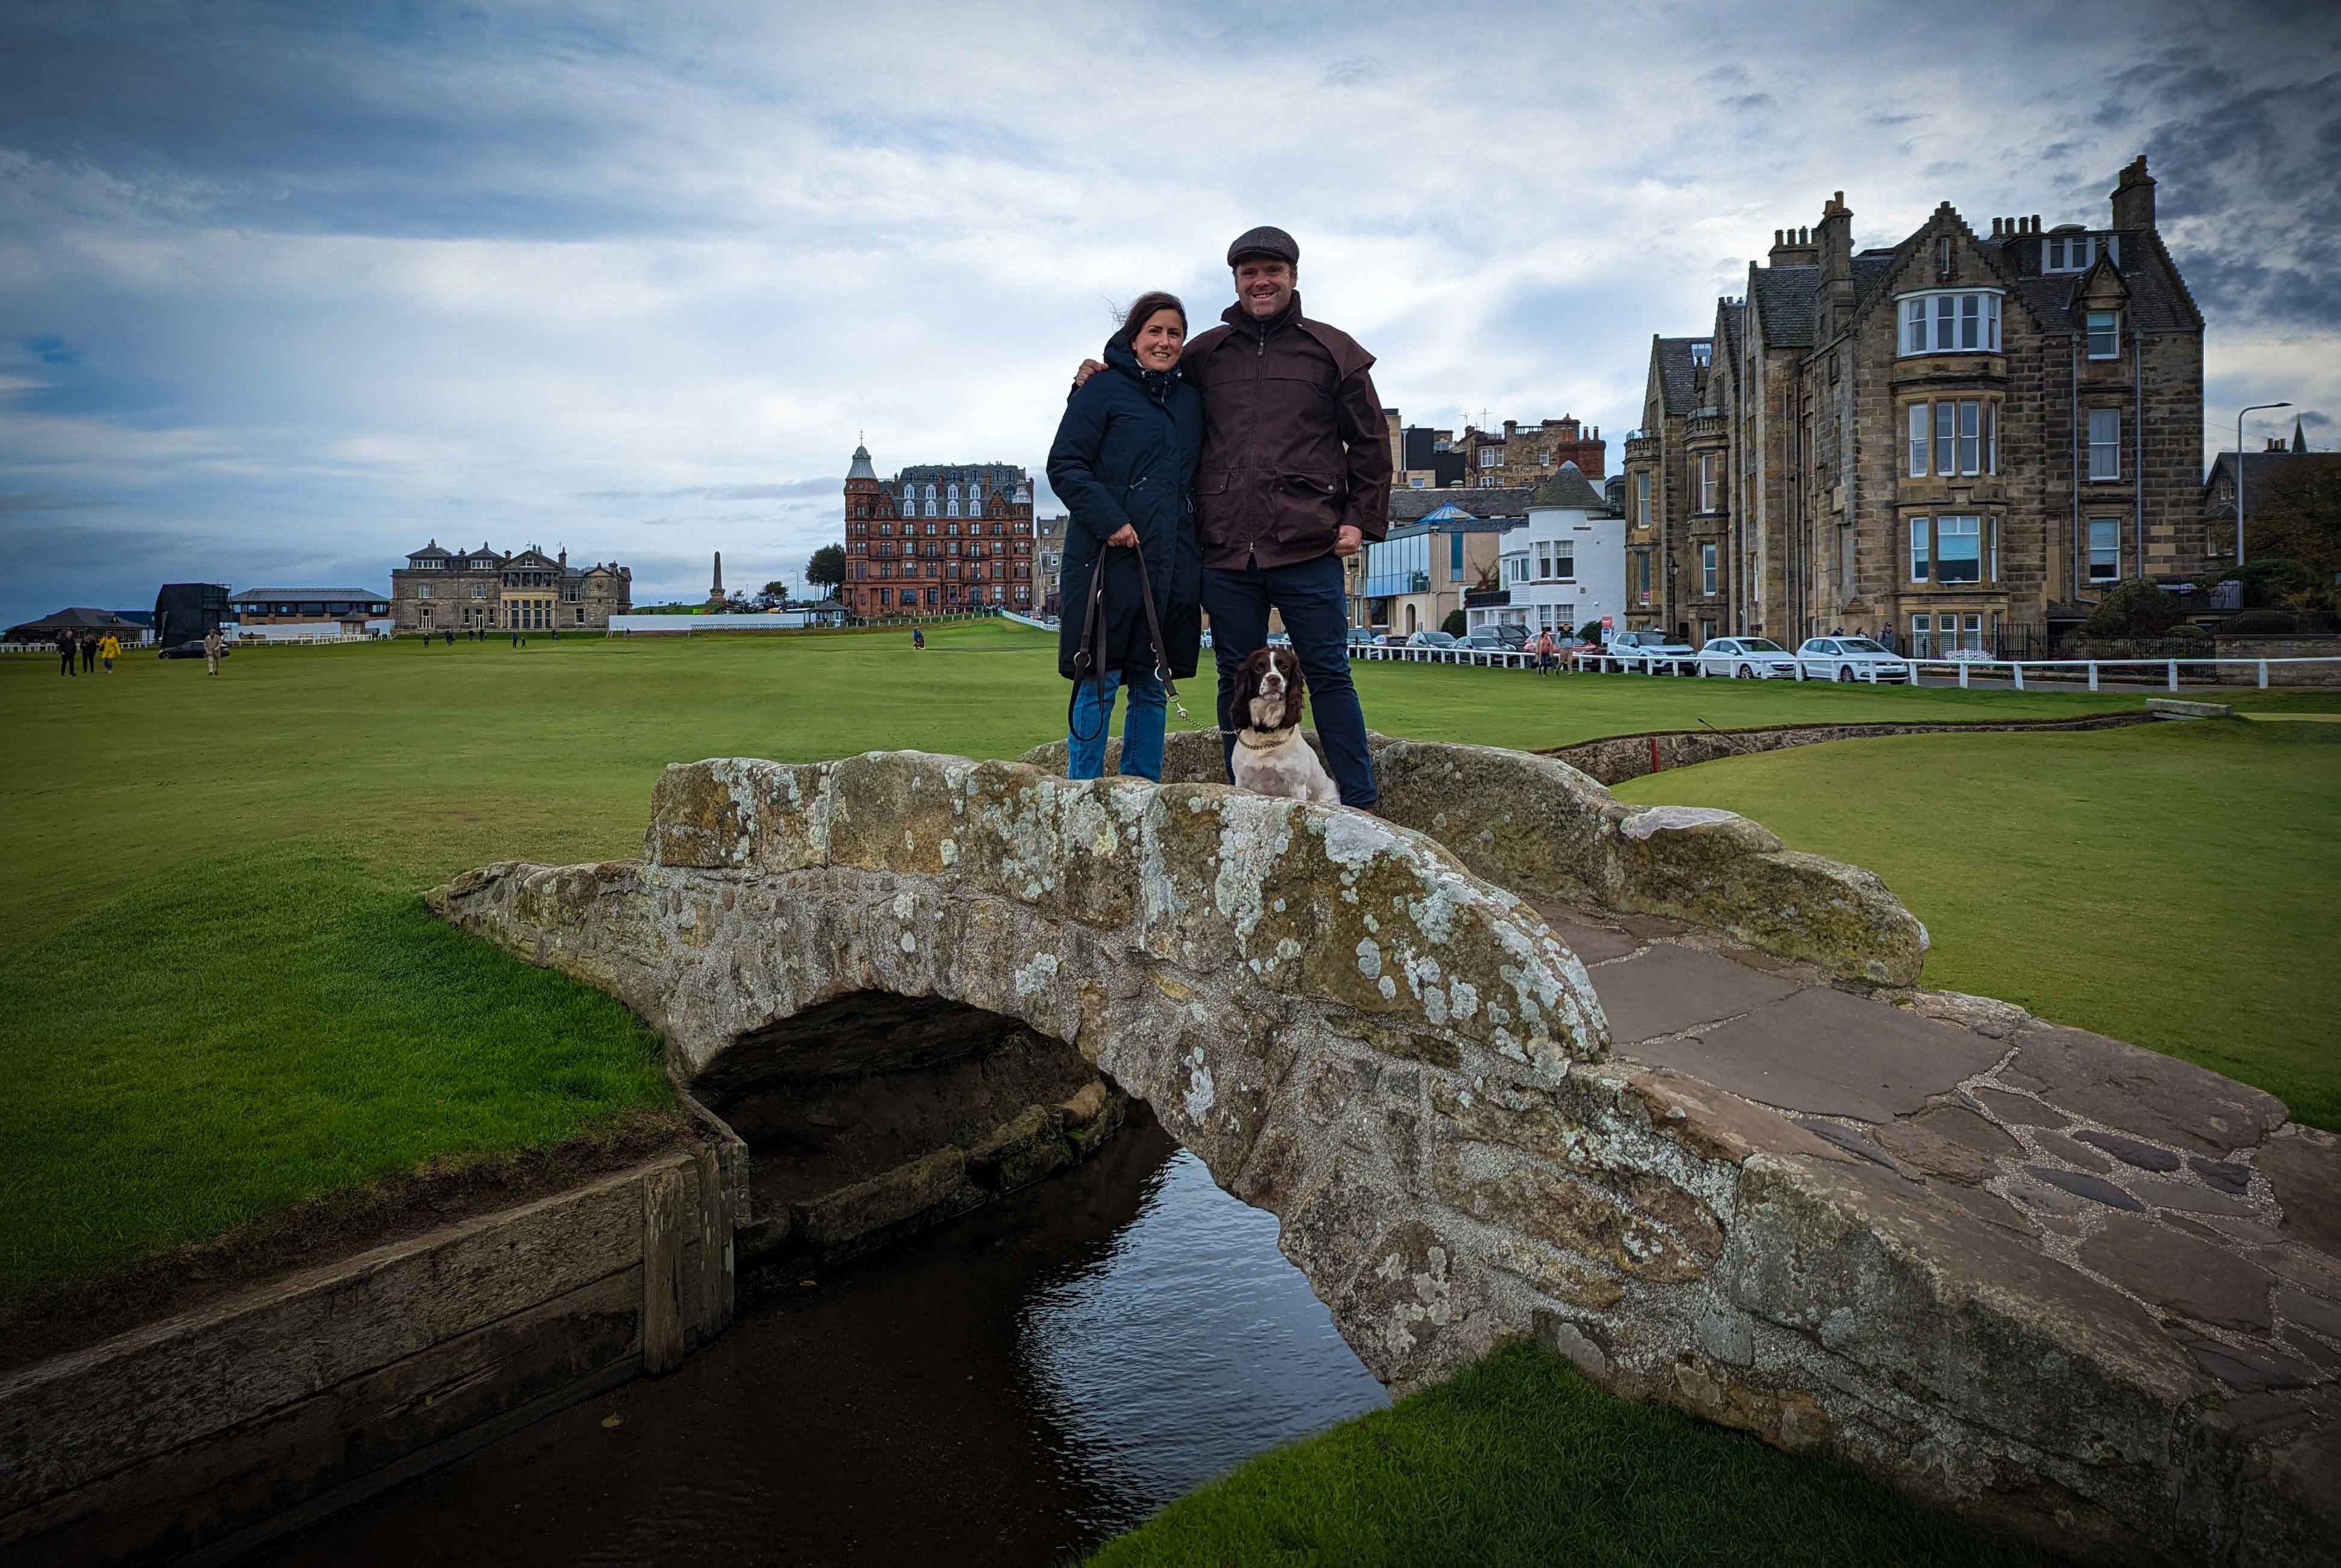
[1107,524,1140,549]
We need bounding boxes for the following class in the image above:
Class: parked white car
[1695,636,1803,680]
[1796,636,1914,683]
[1598,629,1695,674]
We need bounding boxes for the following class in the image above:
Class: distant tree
[723,592,754,615]
[806,544,846,597]
[2085,579,2186,639]
[2247,463,2341,605]
[761,579,790,606]
[1441,608,1468,637]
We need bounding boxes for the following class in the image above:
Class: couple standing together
[1045,225,1389,810]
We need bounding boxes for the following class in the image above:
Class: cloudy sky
[2,0,2334,624]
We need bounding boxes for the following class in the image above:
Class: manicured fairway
[1,619,2332,1295]
[1089,1341,2048,1568]
[1617,713,2341,1128]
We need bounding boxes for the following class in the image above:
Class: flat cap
[1227,226,1299,268]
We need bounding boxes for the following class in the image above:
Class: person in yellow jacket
[98,632,120,672]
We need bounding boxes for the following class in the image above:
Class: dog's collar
[1234,727,1297,750]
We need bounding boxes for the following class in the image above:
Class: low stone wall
[0,1144,737,1565]
[2214,638,2341,685]
[427,750,2341,1563]
[1017,730,1925,985]
[1539,712,2155,786]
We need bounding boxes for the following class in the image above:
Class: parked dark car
[158,640,228,660]
[1458,629,1526,664]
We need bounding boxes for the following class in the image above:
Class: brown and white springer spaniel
[1228,647,1340,805]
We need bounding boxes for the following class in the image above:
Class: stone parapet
[1018,730,1926,985]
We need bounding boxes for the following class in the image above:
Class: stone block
[1634,986,2001,1123]
[2001,1026,2289,1156]
[1585,945,1801,1044]
[822,750,974,877]
[2079,1215,2276,1331]
[793,1146,972,1252]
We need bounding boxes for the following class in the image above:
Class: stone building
[1034,514,1068,617]
[1625,156,2204,653]
[392,542,632,633]
[1459,416,1606,488]
[841,443,1035,619]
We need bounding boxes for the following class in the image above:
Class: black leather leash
[1066,542,1188,746]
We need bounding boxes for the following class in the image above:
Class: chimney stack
[2111,155,2156,231]
[1767,223,1819,266]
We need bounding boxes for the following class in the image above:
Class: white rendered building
[1470,463,1626,638]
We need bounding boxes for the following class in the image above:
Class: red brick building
[843,443,1036,619]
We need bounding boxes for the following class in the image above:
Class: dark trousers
[1202,554,1376,808]
[80,645,94,671]
[60,649,74,675]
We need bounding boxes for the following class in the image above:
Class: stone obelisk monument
[705,551,725,610]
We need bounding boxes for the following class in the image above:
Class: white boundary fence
[1346,641,2341,688]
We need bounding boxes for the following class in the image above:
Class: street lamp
[2235,401,2292,566]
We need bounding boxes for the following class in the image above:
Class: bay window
[1936,516,1981,583]
[1899,290,2002,354]
[1911,517,1930,582]
[1700,542,1717,596]
[1698,452,1720,512]
[2088,409,2122,480]
[1905,400,1996,476]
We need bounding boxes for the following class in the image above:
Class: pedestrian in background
[99,632,119,672]
[56,631,75,676]
[79,633,96,672]
[202,626,223,675]
[912,626,925,650]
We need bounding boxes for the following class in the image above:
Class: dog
[1228,646,1341,805]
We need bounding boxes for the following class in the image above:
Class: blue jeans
[1202,554,1376,808]
[1067,666,1166,781]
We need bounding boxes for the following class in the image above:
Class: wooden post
[641,1165,686,1375]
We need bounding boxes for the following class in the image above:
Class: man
[1080,226,1390,808]
[80,631,97,672]
[202,625,223,675]
[56,630,76,676]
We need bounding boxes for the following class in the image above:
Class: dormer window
[2043,234,2116,273]
[1689,342,1711,368]
[2086,310,2120,359]
[1898,290,2003,355]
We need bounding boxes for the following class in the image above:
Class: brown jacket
[1180,295,1391,571]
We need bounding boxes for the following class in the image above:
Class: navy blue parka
[1046,341,1203,681]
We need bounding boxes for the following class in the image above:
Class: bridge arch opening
[692,991,1139,1277]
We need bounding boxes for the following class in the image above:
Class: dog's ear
[1282,652,1307,730]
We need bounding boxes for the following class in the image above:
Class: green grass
[2,620,2332,1295]
[1617,716,2341,1128]
[1088,1341,2048,1567]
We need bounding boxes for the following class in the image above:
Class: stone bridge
[430,739,2340,1565]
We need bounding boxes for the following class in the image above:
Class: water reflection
[1022,1148,1389,1534]
[254,1114,1386,1567]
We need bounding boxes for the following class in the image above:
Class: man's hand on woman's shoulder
[1072,358,1105,391]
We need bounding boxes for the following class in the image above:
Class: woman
[1045,291,1203,781]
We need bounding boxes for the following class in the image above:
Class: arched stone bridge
[430,741,2340,1564]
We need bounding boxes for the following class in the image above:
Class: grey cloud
[2297,409,2333,429]
[0,491,104,513]
[1322,55,1378,87]
[1726,93,1774,112]
[583,479,838,502]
